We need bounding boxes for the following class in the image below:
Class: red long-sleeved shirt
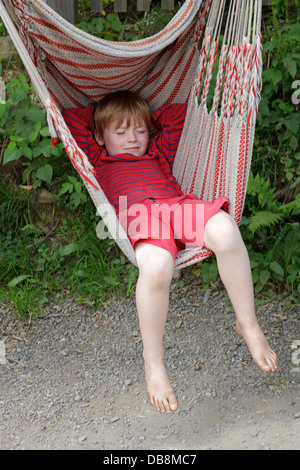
[62,103,186,213]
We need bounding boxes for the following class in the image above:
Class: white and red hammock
[0,0,263,269]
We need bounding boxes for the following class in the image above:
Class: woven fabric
[0,0,263,269]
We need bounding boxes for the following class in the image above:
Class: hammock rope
[0,0,263,269]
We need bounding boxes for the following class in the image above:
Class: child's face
[96,118,149,157]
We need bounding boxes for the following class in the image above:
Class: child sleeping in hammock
[63,90,277,413]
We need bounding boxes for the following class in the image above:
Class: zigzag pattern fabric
[0,0,263,269]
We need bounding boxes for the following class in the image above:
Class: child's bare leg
[135,242,178,413]
[204,210,277,372]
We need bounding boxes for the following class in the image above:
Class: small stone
[110,416,120,423]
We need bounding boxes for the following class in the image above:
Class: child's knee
[135,243,174,288]
[204,211,239,252]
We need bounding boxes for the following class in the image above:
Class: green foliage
[76,13,124,41]
[0,73,138,318]
[192,258,219,290]
[240,171,300,294]
[236,0,300,299]
[194,169,299,297]
[0,75,62,188]
[58,175,88,208]
[253,0,300,187]
[0,211,138,319]
[0,74,90,210]
[0,181,31,232]
[0,20,6,36]
[76,4,177,42]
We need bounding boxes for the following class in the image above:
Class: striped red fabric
[62,104,187,213]
[7,0,203,112]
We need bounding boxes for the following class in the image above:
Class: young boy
[63,90,277,413]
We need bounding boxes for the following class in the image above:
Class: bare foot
[235,320,278,372]
[144,358,178,413]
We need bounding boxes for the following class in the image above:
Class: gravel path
[0,277,299,450]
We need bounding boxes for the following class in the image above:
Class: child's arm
[149,103,187,167]
[62,105,103,167]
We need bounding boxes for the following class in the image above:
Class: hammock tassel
[51,137,59,149]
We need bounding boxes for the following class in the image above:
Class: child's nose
[127,130,137,141]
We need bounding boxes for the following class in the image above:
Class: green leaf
[73,181,83,195]
[3,142,22,164]
[34,120,42,132]
[269,68,282,87]
[36,163,53,183]
[258,99,271,116]
[282,57,297,78]
[248,211,283,233]
[290,136,298,150]
[21,224,43,235]
[22,145,33,160]
[8,275,33,288]
[260,270,270,286]
[270,261,284,277]
[284,223,300,265]
[285,115,299,134]
[9,135,24,143]
[27,106,45,123]
[57,243,78,257]
[10,87,27,104]
[40,126,51,137]
[111,19,123,32]
[29,130,39,142]
[0,103,7,118]
[58,182,73,196]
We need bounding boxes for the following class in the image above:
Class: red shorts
[118,194,229,262]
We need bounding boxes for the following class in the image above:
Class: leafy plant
[76,13,124,41]
[0,74,92,211]
[240,171,300,293]
[253,1,300,188]
[58,175,88,208]
[0,20,6,36]
[0,75,62,187]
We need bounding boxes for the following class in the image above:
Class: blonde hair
[94,90,151,138]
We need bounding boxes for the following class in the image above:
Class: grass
[0,183,138,319]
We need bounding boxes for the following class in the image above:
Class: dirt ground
[0,279,299,451]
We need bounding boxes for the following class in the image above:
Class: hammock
[0,0,263,269]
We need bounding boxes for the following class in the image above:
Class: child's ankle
[235,317,259,330]
[143,349,165,366]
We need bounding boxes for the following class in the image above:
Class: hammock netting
[0,0,263,269]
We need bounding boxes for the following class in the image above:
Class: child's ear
[94,129,104,146]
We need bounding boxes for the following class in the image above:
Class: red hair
[94,90,151,137]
